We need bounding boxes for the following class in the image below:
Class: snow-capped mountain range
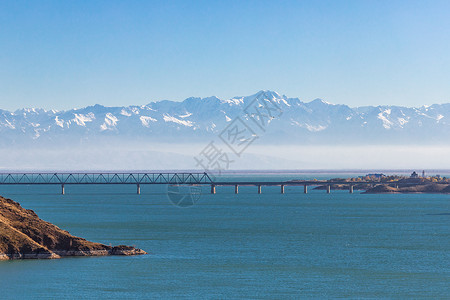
[1,90,449,145]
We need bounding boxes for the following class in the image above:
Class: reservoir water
[0,174,449,299]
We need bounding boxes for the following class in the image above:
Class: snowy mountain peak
[309,98,333,106]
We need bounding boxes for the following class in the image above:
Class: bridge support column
[61,184,65,195]
[258,185,262,194]
[349,185,353,194]
[327,185,331,194]
[235,185,239,194]
[281,185,285,194]
[211,184,216,194]
[304,185,308,194]
[137,184,141,195]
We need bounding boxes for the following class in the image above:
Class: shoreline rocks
[364,183,450,194]
[0,196,146,260]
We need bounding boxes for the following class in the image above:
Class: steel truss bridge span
[0,172,212,186]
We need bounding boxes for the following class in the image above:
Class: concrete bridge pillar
[61,184,65,195]
[349,185,353,193]
[281,185,285,194]
[327,185,331,194]
[211,184,216,194]
[304,185,308,194]
[137,184,140,195]
[235,185,239,194]
[258,185,262,194]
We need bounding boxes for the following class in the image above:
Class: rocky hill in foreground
[0,196,146,260]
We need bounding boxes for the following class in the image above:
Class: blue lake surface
[0,174,449,299]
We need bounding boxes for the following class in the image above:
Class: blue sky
[1,0,449,110]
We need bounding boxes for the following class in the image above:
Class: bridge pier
[235,185,239,194]
[258,185,262,194]
[349,185,353,194]
[61,184,65,195]
[211,184,216,194]
[137,184,140,195]
[327,185,331,194]
[304,184,308,194]
[281,184,285,194]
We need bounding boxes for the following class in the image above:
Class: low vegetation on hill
[364,183,450,194]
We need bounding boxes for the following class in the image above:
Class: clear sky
[1,0,450,111]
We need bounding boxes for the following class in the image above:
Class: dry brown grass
[364,183,450,194]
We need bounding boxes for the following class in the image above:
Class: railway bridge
[0,172,404,195]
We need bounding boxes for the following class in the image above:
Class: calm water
[0,175,449,299]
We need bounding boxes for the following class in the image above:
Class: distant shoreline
[312,173,450,194]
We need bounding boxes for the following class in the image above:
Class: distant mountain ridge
[1,90,449,145]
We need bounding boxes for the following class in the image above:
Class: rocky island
[312,172,450,194]
[364,183,450,194]
[0,196,146,260]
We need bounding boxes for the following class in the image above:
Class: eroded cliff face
[0,196,146,260]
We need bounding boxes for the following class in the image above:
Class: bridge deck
[0,172,412,195]
[0,173,405,186]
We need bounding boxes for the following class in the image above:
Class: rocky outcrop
[0,196,146,260]
[364,183,450,194]
[363,185,399,194]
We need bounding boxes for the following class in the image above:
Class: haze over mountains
[1,90,449,145]
[1,91,450,170]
